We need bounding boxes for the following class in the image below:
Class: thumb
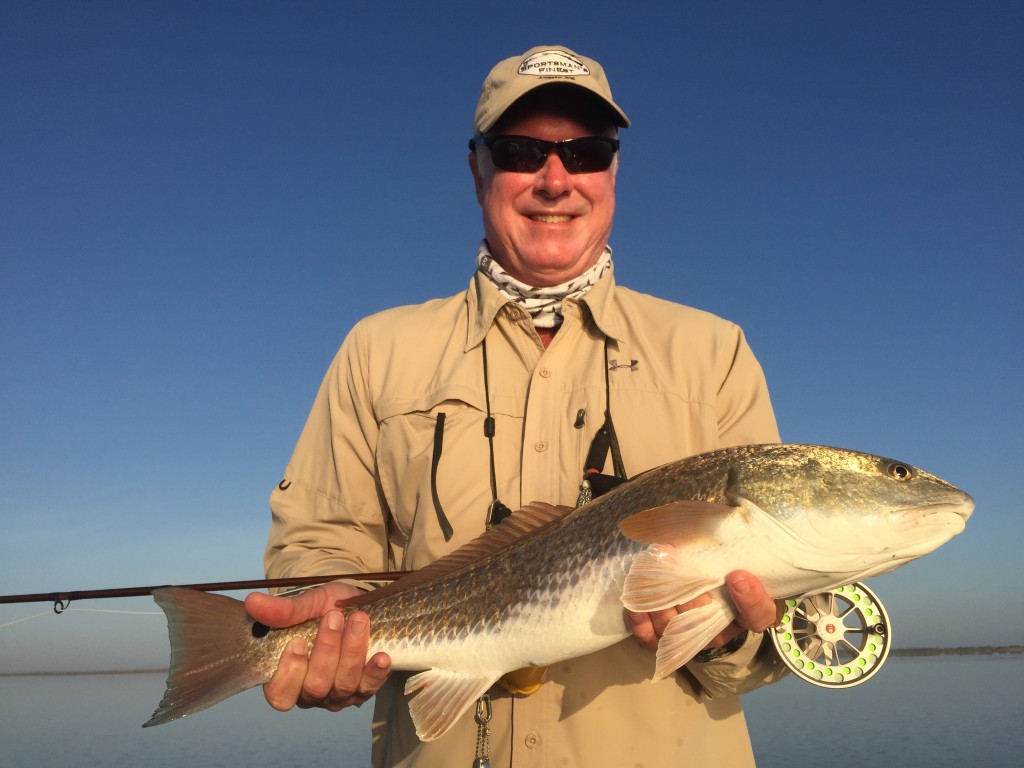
[244,584,341,628]
[725,571,780,633]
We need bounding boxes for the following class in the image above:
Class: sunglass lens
[563,138,615,173]
[491,138,546,173]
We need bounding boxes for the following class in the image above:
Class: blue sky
[1,1,1021,672]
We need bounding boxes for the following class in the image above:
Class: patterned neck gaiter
[476,241,612,328]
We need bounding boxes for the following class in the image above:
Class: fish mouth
[931,496,975,521]
[893,499,974,533]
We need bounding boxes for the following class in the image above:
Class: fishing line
[62,607,163,616]
[0,607,162,630]
[0,610,54,630]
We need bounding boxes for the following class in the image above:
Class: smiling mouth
[529,214,573,223]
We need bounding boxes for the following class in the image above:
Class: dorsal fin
[340,502,573,610]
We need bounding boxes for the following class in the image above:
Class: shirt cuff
[693,630,750,663]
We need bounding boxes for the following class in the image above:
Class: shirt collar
[576,265,626,342]
[465,270,509,351]
[465,263,627,351]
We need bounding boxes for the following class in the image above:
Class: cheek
[580,174,616,209]
[481,178,526,227]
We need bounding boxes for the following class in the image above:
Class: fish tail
[143,587,270,727]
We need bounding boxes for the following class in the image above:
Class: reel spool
[769,582,891,688]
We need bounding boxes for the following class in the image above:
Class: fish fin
[143,587,273,727]
[404,669,496,741]
[654,598,735,680]
[343,502,574,610]
[621,543,721,613]
[618,501,736,546]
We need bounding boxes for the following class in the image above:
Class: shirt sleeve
[687,322,789,693]
[714,323,781,448]
[264,321,390,587]
[686,631,791,697]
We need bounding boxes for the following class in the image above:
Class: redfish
[145,444,973,740]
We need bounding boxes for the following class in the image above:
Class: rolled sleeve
[686,631,790,697]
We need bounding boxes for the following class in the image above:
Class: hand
[625,570,782,652]
[243,582,392,712]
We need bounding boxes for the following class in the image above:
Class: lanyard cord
[602,337,628,480]
[481,339,512,527]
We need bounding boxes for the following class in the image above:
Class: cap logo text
[518,50,590,78]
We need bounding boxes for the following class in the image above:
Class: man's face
[469,102,617,288]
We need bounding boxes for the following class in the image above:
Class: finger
[343,653,393,709]
[624,610,660,652]
[331,612,371,700]
[646,606,681,639]
[359,652,393,698]
[726,571,778,632]
[298,611,346,704]
[263,637,310,711]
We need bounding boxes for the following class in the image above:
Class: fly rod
[0,571,410,613]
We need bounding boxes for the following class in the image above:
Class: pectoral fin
[654,598,735,680]
[404,669,496,741]
[618,500,736,546]
[621,543,720,613]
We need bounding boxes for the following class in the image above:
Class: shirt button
[534,441,547,452]
[524,732,541,749]
[538,367,551,378]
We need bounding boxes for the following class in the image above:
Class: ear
[468,150,485,205]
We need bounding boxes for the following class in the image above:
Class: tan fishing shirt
[266,267,788,767]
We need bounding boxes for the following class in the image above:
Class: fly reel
[769,582,891,688]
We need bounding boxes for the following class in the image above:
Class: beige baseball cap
[473,45,631,135]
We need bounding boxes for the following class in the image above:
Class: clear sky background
[1,1,1021,673]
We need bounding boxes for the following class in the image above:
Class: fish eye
[887,462,913,481]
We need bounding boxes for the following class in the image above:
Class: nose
[533,149,573,197]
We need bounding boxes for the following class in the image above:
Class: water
[0,672,374,767]
[744,654,1024,768]
[0,656,1020,767]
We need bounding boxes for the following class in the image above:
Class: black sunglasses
[469,135,619,174]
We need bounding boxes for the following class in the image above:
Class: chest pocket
[375,385,492,568]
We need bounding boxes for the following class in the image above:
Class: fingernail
[731,575,751,594]
[326,611,342,631]
[348,614,367,638]
[288,638,308,656]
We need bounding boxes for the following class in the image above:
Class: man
[246,45,787,766]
